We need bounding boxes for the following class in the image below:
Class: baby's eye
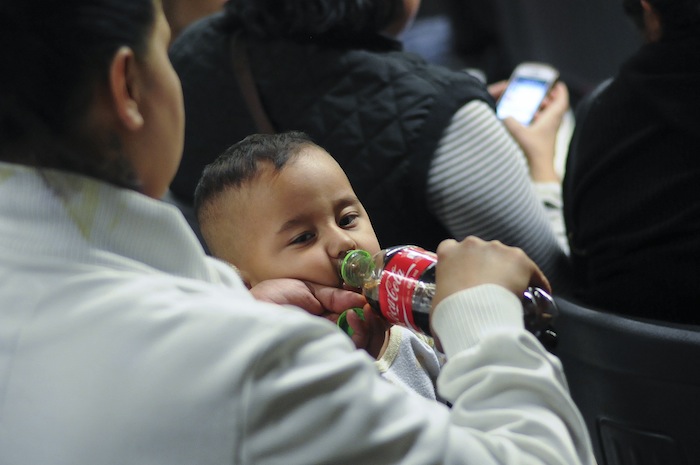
[339,213,359,228]
[290,232,315,245]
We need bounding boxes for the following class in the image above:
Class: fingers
[501,116,526,140]
[250,278,366,317]
[251,279,386,356]
[308,283,368,314]
[487,80,509,100]
[501,82,569,183]
[433,237,550,308]
[350,308,390,359]
[344,308,370,350]
[532,82,569,125]
[250,279,322,312]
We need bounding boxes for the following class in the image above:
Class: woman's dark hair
[0,0,155,189]
[194,131,317,219]
[221,0,401,43]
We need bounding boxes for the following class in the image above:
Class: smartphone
[496,62,559,126]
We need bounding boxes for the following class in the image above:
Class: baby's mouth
[335,258,345,288]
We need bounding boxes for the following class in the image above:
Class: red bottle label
[378,247,436,332]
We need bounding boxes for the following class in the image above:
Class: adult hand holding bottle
[432,236,552,342]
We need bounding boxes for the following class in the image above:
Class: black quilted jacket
[170,13,493,250]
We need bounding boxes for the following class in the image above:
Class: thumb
[502,116,526,138]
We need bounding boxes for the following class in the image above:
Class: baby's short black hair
[194,131,317,221]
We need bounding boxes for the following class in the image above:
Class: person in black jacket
[564,0,700,323]
[168,0,573,292]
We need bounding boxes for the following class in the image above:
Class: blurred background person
[402,0,641,107]
[563,0,700,323]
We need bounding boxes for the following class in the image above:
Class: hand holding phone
[496,62,559,126]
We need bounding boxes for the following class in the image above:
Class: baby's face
[203,146,381,288]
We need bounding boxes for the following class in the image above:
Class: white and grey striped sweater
[427,100,569,289]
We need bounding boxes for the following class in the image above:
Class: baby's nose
[337,247,356,260]
[330,232,356,257]
[334,248,356,282]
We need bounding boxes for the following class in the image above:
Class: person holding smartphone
[563,0,700,323]
[169,0,573,293]
[490,64,566,188]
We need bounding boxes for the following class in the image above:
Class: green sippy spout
[340,249,375,288]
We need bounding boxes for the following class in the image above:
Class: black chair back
[552,298,700,465]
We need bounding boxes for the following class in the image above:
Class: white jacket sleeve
[240,285,596,465]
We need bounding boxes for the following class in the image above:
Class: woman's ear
[382,0,420,38]
[641,0,663,42]
[109,47,145,130]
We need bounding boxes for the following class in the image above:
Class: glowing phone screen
[496,77,550,125]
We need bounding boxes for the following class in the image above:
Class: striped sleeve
[426,100,571,289]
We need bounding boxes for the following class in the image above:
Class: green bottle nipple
[340,249,374,288]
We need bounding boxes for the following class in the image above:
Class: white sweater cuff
[431,284,523,357]
[532,181,563,209]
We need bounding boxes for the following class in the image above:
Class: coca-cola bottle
[340,245,558,348]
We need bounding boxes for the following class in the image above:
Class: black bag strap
[230,34,276,134]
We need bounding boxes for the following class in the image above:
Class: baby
[194,131,444,400]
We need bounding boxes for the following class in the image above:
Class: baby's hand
[250,279,389,357]
[339,305,390,359]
